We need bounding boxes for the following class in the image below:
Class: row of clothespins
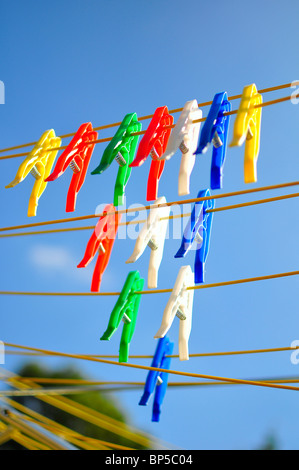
[90,191,211,422]
[5,84,262,217]
[4,83,262,423]
[101,267,193,423]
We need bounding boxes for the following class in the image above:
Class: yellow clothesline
[4,342,299,394]
[4,345,299,361]
[1,180,298,234]
[1,269,298,296]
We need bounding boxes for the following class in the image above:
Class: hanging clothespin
[130,106,174,201]
[77,204,121,292]
[100,270,144,363]
[139,336,174,422]
[160,100,202,195]
[154,265,194,361]
[91,113,142,207]
[5,129,61,217]
[45,123,98,212]
[126,196,170,288]
[229,84,262,183]
[195,92,231,190]
[175,189,214,284]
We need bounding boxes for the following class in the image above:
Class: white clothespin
[154,265,194,361]
[160,100,202,196]
[126,196,170,289]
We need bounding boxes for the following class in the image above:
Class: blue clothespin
[139,336,174,422]
[194,92,231,189]
[175,189,214,284]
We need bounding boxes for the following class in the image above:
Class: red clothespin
[77,204,121,292]
[130,106,173,201]
[45,123,98,212]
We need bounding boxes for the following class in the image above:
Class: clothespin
[100,270,144,363]
[5,129,61,217]
[195,92,231,190]
[160,100,202,195]
[175,189,214,284]
[229,84,262,183]
[130,106,174,201]
[45,123,98,212]
[126,196,170,288]
[139,336,174,422]
[77,204,121,292]
[91,113,142,207]
[154,265,194,361]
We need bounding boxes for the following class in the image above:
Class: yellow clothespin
[5,130,61,217]
[230,84,262,183]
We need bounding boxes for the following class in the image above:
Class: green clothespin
[91,113,142,207]
[100,270,144,362]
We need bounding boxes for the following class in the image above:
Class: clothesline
[0,81,297,157]
[4,344,298,360]
[4,342,299,394]
[1,269,298,296]
[1,179,298,234]
[3,376,299,397]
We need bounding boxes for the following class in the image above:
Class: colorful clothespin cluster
[139,336,174,422]
[100,270,144,363]
[6,129,61,217]
[45,122,98,212]
[91,113,142,206]
[77,204,121,292]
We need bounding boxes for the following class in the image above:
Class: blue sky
[1,0,299,450]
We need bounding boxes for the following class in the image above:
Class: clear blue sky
[1,0,299,450]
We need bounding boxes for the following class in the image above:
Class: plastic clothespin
[45,123,98,212]
[175,189,214,284]
[154,265,194,361]
[195,92,231,190]
[130,106,174,201]
[229,84,262,183]
[100,270,144,363]
[77,204,121,292]
[159,100,202,195]
[139,336,174,422]
[5,129,61,217]
[91,113,142,207]
[126,196,170,288]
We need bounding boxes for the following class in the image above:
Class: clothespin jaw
[160,100,202,195]
[126,196,170,288]
[175,190,214,284]
[229,84,263,183]
[139,336,174,422]
[77,204,121,292]
[154,266,194,361]
[100,270,144,363]
[130,106,174,201]
[45,123,98,212]
[5,129,61,217]
[91,113,142,207]
[195,92,231,190]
